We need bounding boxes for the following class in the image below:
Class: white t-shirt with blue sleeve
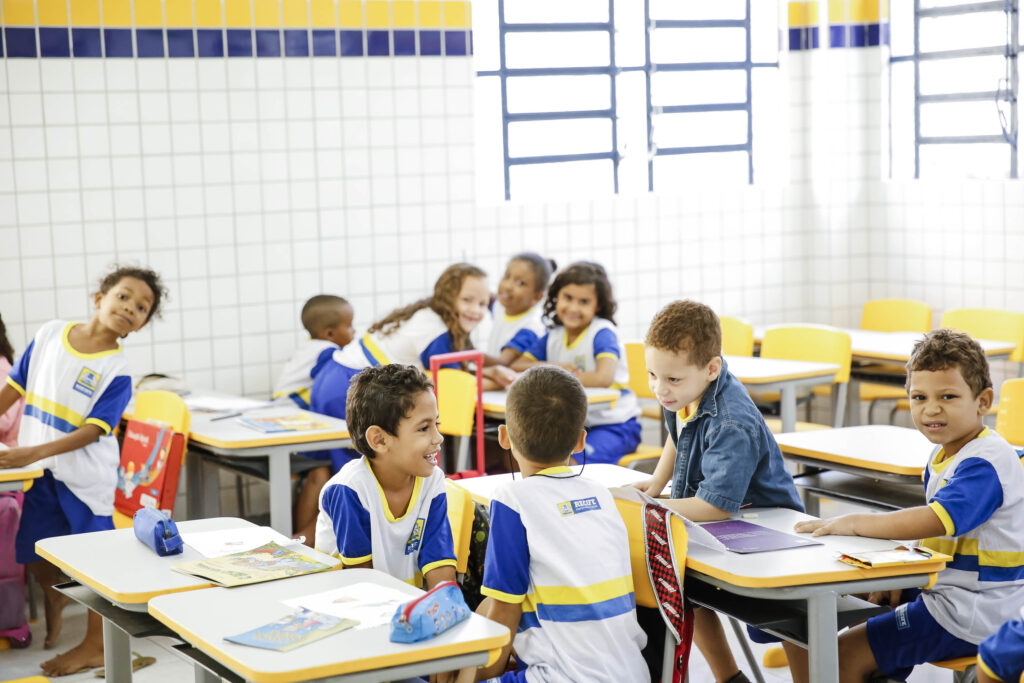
[331,307,459,372]
[6,320,133,515]
[485,301,545,358]
[314,457,456,586]
[271,338,338,408]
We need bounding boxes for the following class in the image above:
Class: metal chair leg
[728,616,766,683]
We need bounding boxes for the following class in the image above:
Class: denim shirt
[666,358,803,513]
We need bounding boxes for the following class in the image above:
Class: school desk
[724,355,840,432]
[148,567,511,683]
[0,462,44,492]
[480,386,619,419]
[774,425,932,513]
[451,463,667,505]
[35,517,259,683]
[185,405,350,535]
[686,507,948,683]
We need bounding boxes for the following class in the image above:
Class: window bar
[746,0,754,183]
[644,0,654,191]
[609,0,620,194]
[1010,0,1019,178]
[914,0,922,178]
[498,0,512,200]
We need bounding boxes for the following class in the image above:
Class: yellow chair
[113,391,191,529]
[720,316,754,357]
[445,480,474,575]
[857,299,932,423]
[436,368,479,473]
[941,308,1024,364]
[759,326,852,432]
[928,656,975,676]
[996,377,1024,446]
[620,342,666,469]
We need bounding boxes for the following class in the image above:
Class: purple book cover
[699,520,822,554]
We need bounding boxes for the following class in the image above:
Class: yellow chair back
[113,391,191,529]
[861,299,932,333]
[760,326,852,384]
[996,378,1024,447]
[445,480,474,574]
[613,496,688,610]
[720,316,754,357]
[625,341,654,400]
[940,308,1024,363]
[436,369,477,438]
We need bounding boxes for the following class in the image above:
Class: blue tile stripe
[3,27,471,58]
[829,22,889,47]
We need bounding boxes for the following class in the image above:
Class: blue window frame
[890,0,1020,179]
[475,0,779,201]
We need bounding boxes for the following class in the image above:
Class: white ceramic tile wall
[2,39,1021,401]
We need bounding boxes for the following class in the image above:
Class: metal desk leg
[267,452,292,535]
[102,616,133,683]
[194,662,220,683]
[807,591,840,683]
[845,378,862,427]
[780,386,797,433]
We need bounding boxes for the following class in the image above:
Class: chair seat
[763,419,832,434]
[856,383,906,401]
[618,444,663,469]
[930,656,975,671]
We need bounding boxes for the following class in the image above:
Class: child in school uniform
[511,261,641,465]
[314,363,456,589]
[272,294,354,409]
[273,294,354,545]
[792,329,1024,683]
[444,365,649,683]
[632,300,802,683]
[978,609,1024,683]
[0,314,24,447]
[0,266,166,677]
[311,263,491,472]
[484,253,554,365]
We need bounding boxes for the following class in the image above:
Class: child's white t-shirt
[485,301,545,358]
[6,320,133,514]
[272,338,338,408]
[331,307,457,371]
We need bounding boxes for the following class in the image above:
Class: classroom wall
[2,0,1021,406]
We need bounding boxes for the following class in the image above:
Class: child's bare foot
[42,590,71,649]
[40,641,104,676]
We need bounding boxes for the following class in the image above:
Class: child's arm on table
[794,505,946,540]
[0,383,20,420]
[0,422,104,468]
[629,436,731,522]
[573,355,616,388]
[424,564,456,589]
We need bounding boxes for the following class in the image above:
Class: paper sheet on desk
[282,582,411,630]
[609,487,728,553]
[182,527,316,558]
[184,394,272,414]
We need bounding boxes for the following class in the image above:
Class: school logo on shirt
[573,355,587,370]
[73,368,101,398]
[558,497,601,516]
[405,518,425,555]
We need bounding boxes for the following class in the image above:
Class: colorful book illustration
[237,415,334,433]
[837,545,951,569]
[171,542,333,587]
[224,608,357,652]
[698,520,823,554]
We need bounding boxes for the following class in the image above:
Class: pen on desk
[211,412,242,421]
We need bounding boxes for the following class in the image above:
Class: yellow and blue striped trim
[787,1,820,51]
[920,536,1024,582]
[421,558,457,575]
[1,0,471,58]
[5,375,26,397]
[787,0,889,51]
[24,392,85,434]
[516,575,637,629]
[359,334,389,367]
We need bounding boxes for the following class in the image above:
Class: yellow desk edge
[733,368,838,385]
[147,602,511,683]
[685,557,946,589]
[0,468,43,492]
[483,391,618,415]
[779,444,924,477]
[189,429,350,450]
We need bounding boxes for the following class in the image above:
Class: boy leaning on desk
[792,329,1024,683]
[631,300,804,683]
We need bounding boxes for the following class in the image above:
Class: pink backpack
[0,492,30,647]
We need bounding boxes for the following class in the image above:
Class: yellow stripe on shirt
[531,574,636,606]
[25,392,85,428]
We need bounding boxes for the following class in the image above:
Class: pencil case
[390,580,469,643]
[133,506,184,556]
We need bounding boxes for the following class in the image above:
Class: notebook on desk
[237,415,334,434]
[698,520,823,554]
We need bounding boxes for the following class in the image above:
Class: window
[889,0,1020,179]
[473,0,782,201]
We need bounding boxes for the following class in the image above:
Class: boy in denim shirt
[633,300,802,683]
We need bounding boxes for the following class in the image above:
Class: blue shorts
[15,470,114,564]
[308,361,364,473]
[866,595,976,681]
[582,418,642,465]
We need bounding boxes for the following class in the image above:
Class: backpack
[0,492,30,646]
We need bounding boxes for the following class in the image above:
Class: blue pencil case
[133,506,183,556]
[390,580,469,643]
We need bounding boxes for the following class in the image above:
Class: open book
[237,415,334,433]
[225,608,357,651]
[837,545,951,569]
[172,542,334,587]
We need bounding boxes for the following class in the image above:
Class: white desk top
[724,355,839,384]
[0,462,44,485]
[685,507,947,589]
[480,387,619,417]
[452,464,661,504]
[753,326,1016,362]
[149,568,510,683]
[35,517,260,606]
[774,425,934,477]
[188,405,349,450]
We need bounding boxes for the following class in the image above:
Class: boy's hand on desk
[553,362,581,375]
[490,366,518,388]
[628,478,666,497]
[0,446,41,468]
[794,515,857,537]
